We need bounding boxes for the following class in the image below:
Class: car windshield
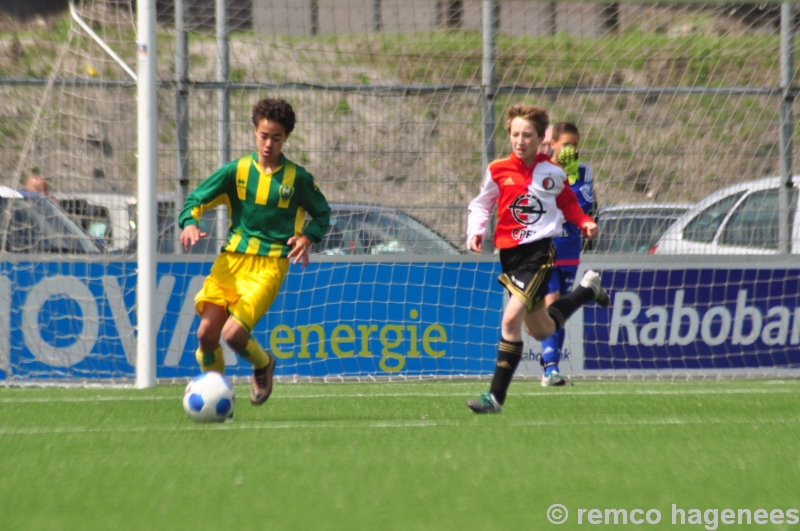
[58,199,112,240]
[594,208,689,253]
[719,188,799,250]
[683,193,745,243]
[312,209,459,255]
[0,196,101,254]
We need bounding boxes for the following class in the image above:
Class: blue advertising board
[585,268,800,370]
[0,260,503,380]
[1,260,799,381]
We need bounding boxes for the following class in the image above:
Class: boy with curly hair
[179,98,330,406]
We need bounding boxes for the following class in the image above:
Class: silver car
[1,187,102,254]
[590,204,692,253]
[310,204,460,256]
[651,176,800,255]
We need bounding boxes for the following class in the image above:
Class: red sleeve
[556,182,593,233]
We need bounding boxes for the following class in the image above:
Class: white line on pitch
[0,415,796,436]
[0,385,798,404]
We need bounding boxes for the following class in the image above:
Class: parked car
[0,187,102,254]
[651,176,800,255]
[160,204,460,256]
[57,192,226,254]
[309,204,461,255]
[149,210,225,255]
[57,193,149,252]
[58,194,461,256]
[589,204,692,253]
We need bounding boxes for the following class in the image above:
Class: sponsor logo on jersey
[510,194,546,226]
[280,185,294,200]
[511,228,535,240]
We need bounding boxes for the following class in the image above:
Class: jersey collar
[253,152,286,176]
[509,151,551,175]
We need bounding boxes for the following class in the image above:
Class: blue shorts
[547,265,578,296]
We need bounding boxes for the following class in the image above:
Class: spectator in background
[20,171,51,197]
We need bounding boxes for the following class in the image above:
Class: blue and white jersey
[553,163,595,265]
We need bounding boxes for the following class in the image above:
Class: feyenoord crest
[279,185,294,200]
[510,194,546,225]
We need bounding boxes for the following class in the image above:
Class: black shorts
[498,239,555,312]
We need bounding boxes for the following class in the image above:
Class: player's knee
[501,313,523,333]
[525,320,555,341]
[221,324,248,352]
[197,322,221,351]
[527,327,550,341]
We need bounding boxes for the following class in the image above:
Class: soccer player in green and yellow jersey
[179,98,330,406]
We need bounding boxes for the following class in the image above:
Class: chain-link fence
[1,1,796,251]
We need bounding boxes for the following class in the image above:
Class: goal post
[136,0,158,389]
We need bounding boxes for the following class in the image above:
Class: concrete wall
[0,0,68,20]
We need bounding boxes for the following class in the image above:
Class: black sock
[548,286,594,330]
[489,339,523,405]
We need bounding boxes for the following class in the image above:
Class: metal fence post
[779,2,794,254]
[175,0,189,254]
[482,0,499,253]
[216,0,230,244]
[310,0,319,36]
[372,0,382,32]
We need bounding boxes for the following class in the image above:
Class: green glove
[557,145,580,185]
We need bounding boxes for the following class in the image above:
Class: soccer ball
[183,371,235,423]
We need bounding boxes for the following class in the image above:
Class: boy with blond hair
[465,105,608,413]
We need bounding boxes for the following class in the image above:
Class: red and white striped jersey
[467,152,592,250]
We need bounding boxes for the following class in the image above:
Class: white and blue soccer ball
[183,371,235,423]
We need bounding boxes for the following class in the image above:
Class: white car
[56,193,137,252]
[651,176,800,255]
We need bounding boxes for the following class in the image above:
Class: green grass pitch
[1,379,799,530]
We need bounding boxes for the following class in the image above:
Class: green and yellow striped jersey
[178,152,330,257]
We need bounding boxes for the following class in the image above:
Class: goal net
[1,0,798,384]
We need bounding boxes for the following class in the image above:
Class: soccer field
[1,379,798,530]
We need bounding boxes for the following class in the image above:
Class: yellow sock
[195,346,225,374]
[238,337,271,369]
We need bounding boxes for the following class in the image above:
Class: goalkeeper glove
[557,145,580,185]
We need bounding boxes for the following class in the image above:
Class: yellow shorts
[195,252,289,332]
